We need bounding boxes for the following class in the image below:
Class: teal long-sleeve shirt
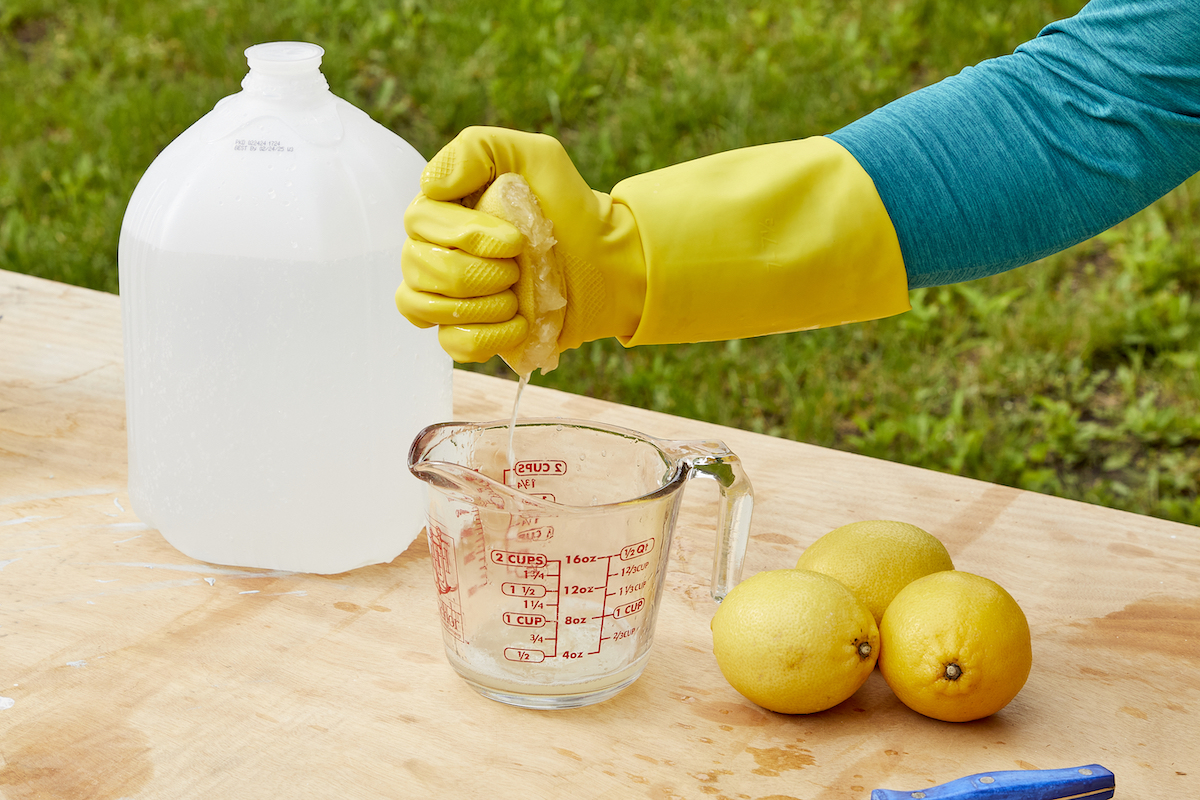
[828,0,1200,289]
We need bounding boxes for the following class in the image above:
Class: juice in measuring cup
[446,612,647,698]
[409,418,754,710]
[427,500,666,708]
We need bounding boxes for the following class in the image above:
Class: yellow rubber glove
[397,128,646,366]
[397,126,911,363]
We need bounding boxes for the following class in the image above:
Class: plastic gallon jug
[118,42,452,573]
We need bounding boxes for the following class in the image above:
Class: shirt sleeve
[828,0,1200,289]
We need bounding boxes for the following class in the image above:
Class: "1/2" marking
[620,538,655,560]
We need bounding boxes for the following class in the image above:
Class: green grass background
[4,0,1198,525]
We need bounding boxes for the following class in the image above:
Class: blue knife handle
[870,764,1114,800]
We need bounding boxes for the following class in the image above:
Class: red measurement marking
[563,584,603,595]
[613,598,646,619]
[427,523,457,595]
[491,550,547,568]
[616,579,647,597]
[504,648,545,663]
[612,561,649,578]
[516,526,554,542]
[437,600,465,642]
[502,612,547,627]
[513,460,567,476]
[502,582,547,598]
[620,538,655,560]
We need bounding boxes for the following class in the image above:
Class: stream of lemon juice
[487,373,637,693]
[506,372,530,472]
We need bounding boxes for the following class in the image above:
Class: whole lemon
[795,520,954,625]
[879,570,1032,722]
[711,569,879,714]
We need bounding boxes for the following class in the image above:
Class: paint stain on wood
[0,712,152,799]
[746,743,816,776]
[1070,595,1200,664]
[691,701,771,727]
[399,649,441,665]
[938,483,1021,549]
[689,769,732,784]
[752,532,797,546]
[1106,542,1155,558]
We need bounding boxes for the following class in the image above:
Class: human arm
[830,0,1200,288]
[397,0,1200,363]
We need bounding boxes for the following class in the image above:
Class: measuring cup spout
[408,421,507,500]
[409,458,479,494]
[409,420,550,522]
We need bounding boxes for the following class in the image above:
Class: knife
[871,764,1114,800]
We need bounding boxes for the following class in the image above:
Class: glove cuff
[613,136,910,346]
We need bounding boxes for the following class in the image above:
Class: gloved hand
[397,126,912,364]
[397,127,646,366]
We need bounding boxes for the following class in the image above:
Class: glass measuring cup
[408,418,753,710]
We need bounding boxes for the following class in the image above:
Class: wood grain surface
[2,268,1196,799]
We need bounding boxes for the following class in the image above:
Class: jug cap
[244,42,325,76]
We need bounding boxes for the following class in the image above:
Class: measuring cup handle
[687,447,754,602]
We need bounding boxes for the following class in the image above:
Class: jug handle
[684,444,754,602]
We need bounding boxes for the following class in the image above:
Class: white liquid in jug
[119,41,453,573]
[122,240,450,573]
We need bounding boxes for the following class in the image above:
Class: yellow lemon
[473,173,566,377]
[879,570,1032,722]
[795,520,954,625]
[711,569,879,714]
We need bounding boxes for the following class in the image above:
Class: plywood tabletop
[1,268,1196,799]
